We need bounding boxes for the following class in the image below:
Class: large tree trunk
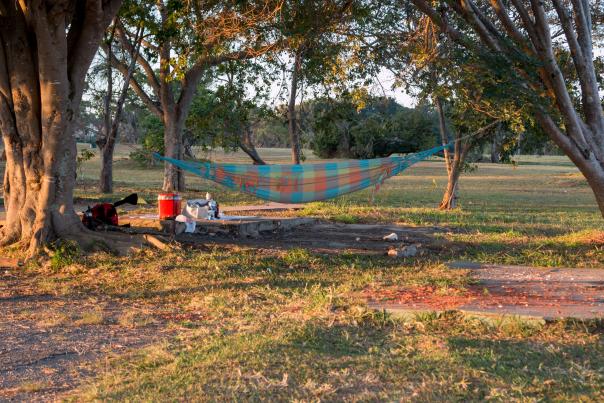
[538,112,604,217]
[162,113,185,192]
[288,49,302,165]
[490,138,500,164]
[490,123,503,163]
[99,145,114,193]
[0,1,123,254]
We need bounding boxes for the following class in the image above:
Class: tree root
[62,227,145,256]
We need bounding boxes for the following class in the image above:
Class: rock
[400,244,418,257]
[387,244,419,258]
[383,232,398,242]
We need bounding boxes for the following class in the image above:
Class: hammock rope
[153,143,449,203]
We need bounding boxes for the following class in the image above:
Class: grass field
[4,145,604,400]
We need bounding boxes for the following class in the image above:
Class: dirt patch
[366,264,604,320]
[0,271,173,402]
[175,221,454,255]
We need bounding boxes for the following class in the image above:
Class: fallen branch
[143,234,175,251]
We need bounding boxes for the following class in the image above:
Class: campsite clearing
[1,147,603,401]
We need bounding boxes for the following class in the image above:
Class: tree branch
[115,22,162,98]
[571,0,593,57]
[176,40,286,122]
[67,0,124,103]
[508,0,541,48]
[104,43,163,117]
[449,0,502,51]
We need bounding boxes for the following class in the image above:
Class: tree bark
[99,24,115,193]
[490,137,499,163]
[490,123,503,163]
[440,165,461,210]
[0,0,123,254]
[98,22,142,193]
[410,0,604,218]
[288,49,303,164]
[435,97,459,209]
[240,123,266,165]
[162,114,186,191]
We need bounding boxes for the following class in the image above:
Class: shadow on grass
[447,336,604,398]
[456,239,603,267]
[83,315,604,401]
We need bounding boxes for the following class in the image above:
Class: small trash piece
[0,258,22,268]
[175,214,196,233]
[383,232,398,242]
[387,244,419,258]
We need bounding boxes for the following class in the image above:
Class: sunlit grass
[6,145,604,400]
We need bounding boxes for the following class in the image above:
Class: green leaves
[311,95,438,159]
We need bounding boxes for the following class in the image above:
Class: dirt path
[366,263,604,320]
[0,271,172,402]
[176,221,453,255]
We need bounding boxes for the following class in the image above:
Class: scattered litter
[383,233,398,242]
[175,214,196,233]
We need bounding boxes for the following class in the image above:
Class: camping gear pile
[82,193,138,229]
[171,193,220,233]
[182,192,220,220]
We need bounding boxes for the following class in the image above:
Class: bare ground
[0,271,173,402]
[366,263,604,320]
[1,220,602,401]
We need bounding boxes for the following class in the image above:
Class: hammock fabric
[154,144,447,203]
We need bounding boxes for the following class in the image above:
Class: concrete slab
[160,216,317,238]
[367,262,604,321]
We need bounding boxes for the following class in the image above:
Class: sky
[262,67,417,109]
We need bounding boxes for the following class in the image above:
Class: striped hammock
[154,144,446,203]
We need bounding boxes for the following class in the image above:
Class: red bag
[82,193,138,230]
[82,203,118,229]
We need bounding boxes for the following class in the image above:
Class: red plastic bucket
[158,193,181,219]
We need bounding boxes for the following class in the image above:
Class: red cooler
[158,193,181,219]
